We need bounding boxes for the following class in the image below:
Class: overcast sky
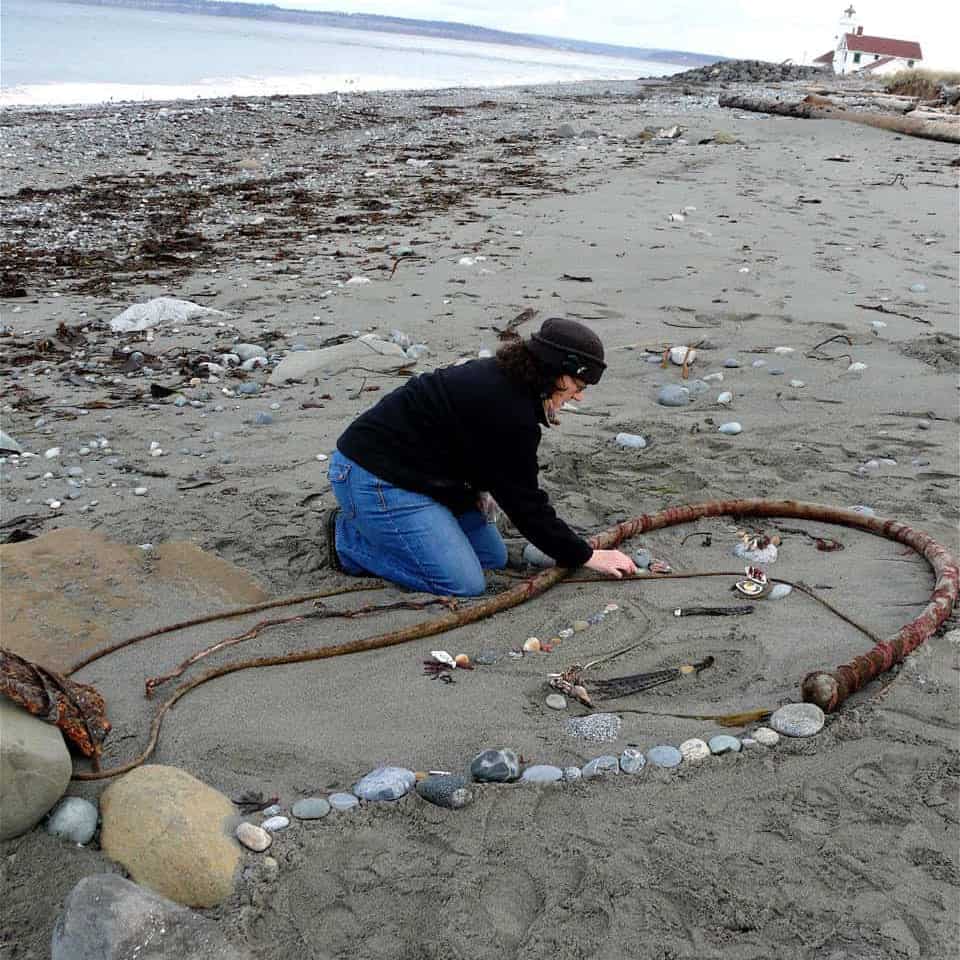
[210,1,957,68]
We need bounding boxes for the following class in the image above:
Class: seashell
[454,654,471,668]
[523,637,541,653]
[735,579,765,597]
[430,650,456,668]
[717,391,733,405]
[668,345,697,366]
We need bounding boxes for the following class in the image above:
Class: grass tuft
[883,69,960,99]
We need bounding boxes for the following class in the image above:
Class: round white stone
[679,738,711,762]
[769,702,825,738]
[545,693,567,710]
[752,727,780,746]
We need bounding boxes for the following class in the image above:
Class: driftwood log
[718,93,960,144]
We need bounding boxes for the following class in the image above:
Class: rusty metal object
[0,647,111,767]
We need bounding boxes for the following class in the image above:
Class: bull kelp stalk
[69,499,957,780]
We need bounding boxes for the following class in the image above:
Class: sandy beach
[1,71,958,959]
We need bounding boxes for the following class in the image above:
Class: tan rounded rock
[236,822,272,852]
[100,764,240,908]
[523,637,541,653]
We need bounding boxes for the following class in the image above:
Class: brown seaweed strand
[66,581,385,675]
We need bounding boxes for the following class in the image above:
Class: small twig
[680,531,713,546]
[806,334,853,363]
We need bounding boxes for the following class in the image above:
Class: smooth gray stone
[0,699,72,841]
[545,694,567,710]
[708,735,742,755]
[769,702,825,738]
[254,412,273,426]
[582,756,620,779]
[723,358,741,368]
[51,874,254,960]
[632,549,652,569]
[657,384,690,407]
[522,543,555,568]
[236,383,260,395]
[353,766,416,801]
[646,745,683,769]
[769,367,785,375]
[619,748,645,774]
[45,797,98,845]
[562,766,583,781]
[470,749,520,783]
[614,432,647,449]
[328,792,359,812]
[768,583,792,600]
[232,343,267,362]
[685,378,710,396]
[291,797,330,820]
[416,775,472,809]
[520,765,564,784]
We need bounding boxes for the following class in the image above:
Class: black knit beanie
[527,317,606,385]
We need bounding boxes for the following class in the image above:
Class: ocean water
[0,0,677,106]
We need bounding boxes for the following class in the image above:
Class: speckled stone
[679,738,711,762]
[353,766,417,801]
[236,822,272,852]
[619,748,646,774]
[44,797,98,845]
[769,702,825,738]
[564,713,622,743]
[708,735,742,755]
[545,694,567,710]
[291,797,330,820]
[416,775,472,809]
[329,792,359,812]
[562,766,583,781]
[261,815,289,832]
[752,727,780,746]
[646,745,683,769]
[470,749,521,783]
[582,756,620,779]
[520,765,564,784]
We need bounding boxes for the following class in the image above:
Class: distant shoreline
[58,0,723,67]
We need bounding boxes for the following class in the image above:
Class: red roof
[844,33,922,60]
[814,50,835,64]
[859,56,897,72]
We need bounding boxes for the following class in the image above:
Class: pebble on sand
[769,702,825,738]
[329,793,360,812]
[353,766,417,801]
[646,745,683,769]
[657,384,690,407]
[261,815,290,832]
[520,765,564,784]
[582,756,620,779]
[291,798,331,820]
[545,693,567,710]
[679,738,711,762]
[708,735,742,755]
[236,822,272,852]
[718,422,742,435]
[619,748,646,774]
[752,727,780,747]
[44,797,98,845]
[470,749,521,783]
[416,775,472,809]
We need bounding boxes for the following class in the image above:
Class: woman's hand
[584,549,637,578]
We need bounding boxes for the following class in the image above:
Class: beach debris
[473,649,498,666]
[520,764,563,784]
[751,358,765,367]
[291,797,330,820]
[236,822,272,851]
[679,738,711,763]
[846,361,868,373]
[552,656,713,706]
[109,298,227,333]
[353,766,417,801]
[470,749,520,783]
[708,735,742,755]
[429,650,456,669]
[545,693,567,710]
[0,648,110,766]
[231,790,278,814]
[674,605,754,618]
[328,792,359,812]
[582,755,620,778]
[718,422,742,435]
[703,372,724,383]
[656,125,683,139]
[769,702,825,738]
[657,384,690,406]
[646,745,683,769]
[44,797,98,845]
[523,637,542,654]
[614,432,647,450]
[619,748,645,774]
[565,713,621,743]
[733,531,780,564]
[416,774,472,808]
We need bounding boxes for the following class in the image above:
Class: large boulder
[100,765,240,908]
[0,698,72,840]
[268,333,412,384]
[52,874,254,960]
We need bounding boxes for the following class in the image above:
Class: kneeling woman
[327,317,636,595]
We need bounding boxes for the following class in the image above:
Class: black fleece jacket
[336,358,593,568]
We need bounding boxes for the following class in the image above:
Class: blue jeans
[327,450,507,596]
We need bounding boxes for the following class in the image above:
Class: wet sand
[1,75,958,959]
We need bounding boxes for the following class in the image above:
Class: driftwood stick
[718,94,960,144]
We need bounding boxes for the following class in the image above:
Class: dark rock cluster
[671,59,824,84]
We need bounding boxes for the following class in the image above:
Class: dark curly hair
[495,340,559,397]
